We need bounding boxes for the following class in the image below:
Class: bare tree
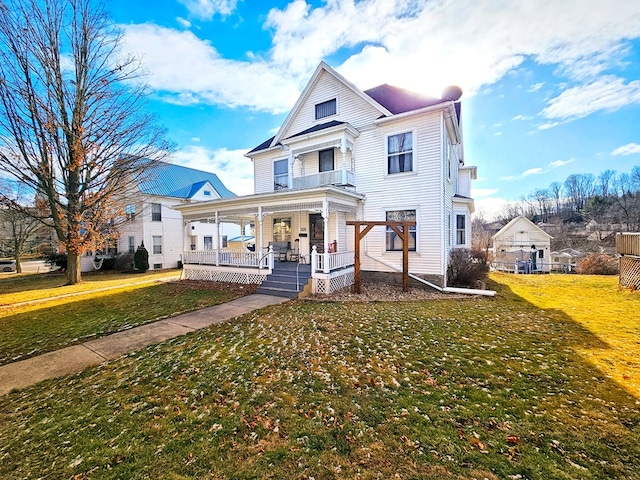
[548,181,563,215]
[597,169,616,197]
[0,0,171,284]
[564,173,595,213]
[0,178,49,272]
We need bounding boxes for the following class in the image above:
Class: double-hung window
[128,236,135,254]
[387,132,413,174]
[274,159,288,191]
[204,236,213,250]
[456,215,466,246]
[125,204,136,221]
[152,235,162,254]
[315,99,336,120]
[386,210,416,251]
[151,203,162,222]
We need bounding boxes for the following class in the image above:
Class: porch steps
[256,261,312,298]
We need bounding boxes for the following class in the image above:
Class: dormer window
[315,99,336,120]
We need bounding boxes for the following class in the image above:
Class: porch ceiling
[176,186,363,223]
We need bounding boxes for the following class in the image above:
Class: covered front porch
[174,187,364,295]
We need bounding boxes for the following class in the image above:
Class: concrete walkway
[0,294,288,396]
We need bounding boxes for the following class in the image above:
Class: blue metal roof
[138,160,236,199]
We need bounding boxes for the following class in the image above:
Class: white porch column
[215,211,220,267]
[258,207,264,257]
[323,199,329,273]
[288,150,294,189]
[340,135,347,183]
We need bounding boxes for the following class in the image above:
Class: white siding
[354,111,445,275]
[280,70,382,140]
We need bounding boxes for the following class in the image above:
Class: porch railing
[183,249,271,268]
[311,246,354,273]
[292,169,355,189]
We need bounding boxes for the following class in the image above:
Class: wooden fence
[617,233,640,289]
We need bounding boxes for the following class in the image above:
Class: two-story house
[81,160,236,272]
[175,62,476,295]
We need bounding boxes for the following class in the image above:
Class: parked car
[0,260,16,272]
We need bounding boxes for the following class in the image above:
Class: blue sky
[108,0,640,219]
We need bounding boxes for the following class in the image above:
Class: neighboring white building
[81,160,236,272]
[491,216,552,273]
[175,62,477,293]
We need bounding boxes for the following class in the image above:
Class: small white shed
[491,216,552,273]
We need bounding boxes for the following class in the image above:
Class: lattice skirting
[183,266,266,284]
[619,256,640,289]
[314,269,355,295]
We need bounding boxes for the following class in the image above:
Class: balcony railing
[292,169,355,190]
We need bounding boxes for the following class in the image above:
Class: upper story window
[315,99,336,120]
[386,210,416,252]
[456,214,466,246]
[125,204,136,221]
[319,149,334,172]
[387,132,413,174]
[204,190,211,196]
[274,159,288,191]
[151,203,161,222]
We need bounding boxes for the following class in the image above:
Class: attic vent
[204,190,211,196]
[315,99,336,119]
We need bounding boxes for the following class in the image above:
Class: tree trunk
[14,252,22,273]
[66,251,82,284]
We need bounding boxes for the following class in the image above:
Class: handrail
[296,254,312,291]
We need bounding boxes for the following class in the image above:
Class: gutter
[364,251,496,297]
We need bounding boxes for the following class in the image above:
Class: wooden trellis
[617,233,640,290]
[347,220,416,293]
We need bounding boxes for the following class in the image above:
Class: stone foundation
[361,270,445,289]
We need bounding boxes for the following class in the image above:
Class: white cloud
[122,24,301,113]
[540,76,640,123]
[528,82,544,93]
[121,0,640,116]
[176,17,191,29]
[474,196,511,222]
[170,145,254,196]
[512,114,534,121]
[549,158,575,168]
[178,0,238,20]
[523,167,544,176]
[612,143,640,156]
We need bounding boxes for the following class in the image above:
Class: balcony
[292,169,355,190]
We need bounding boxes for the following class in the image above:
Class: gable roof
[247,62,461,156]
[492,215,553,240]
[269,62,392,149]
[363,84,446,115]
[138,160,236,199]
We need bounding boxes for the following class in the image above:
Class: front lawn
[0,274,638,479]
[0,273,253,365]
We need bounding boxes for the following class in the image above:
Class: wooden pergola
[347,220,416,293]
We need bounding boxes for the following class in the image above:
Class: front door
[309,213,324,253]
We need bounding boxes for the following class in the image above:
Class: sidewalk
[0,294,288,396]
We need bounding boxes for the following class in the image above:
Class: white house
[175,62,477,295]
[491,216,552,273]
[81,160,236,272]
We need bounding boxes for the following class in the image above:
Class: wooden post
[347,220,414,293]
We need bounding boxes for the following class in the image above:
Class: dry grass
[0,273,639,479]
[491,272,640,397]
